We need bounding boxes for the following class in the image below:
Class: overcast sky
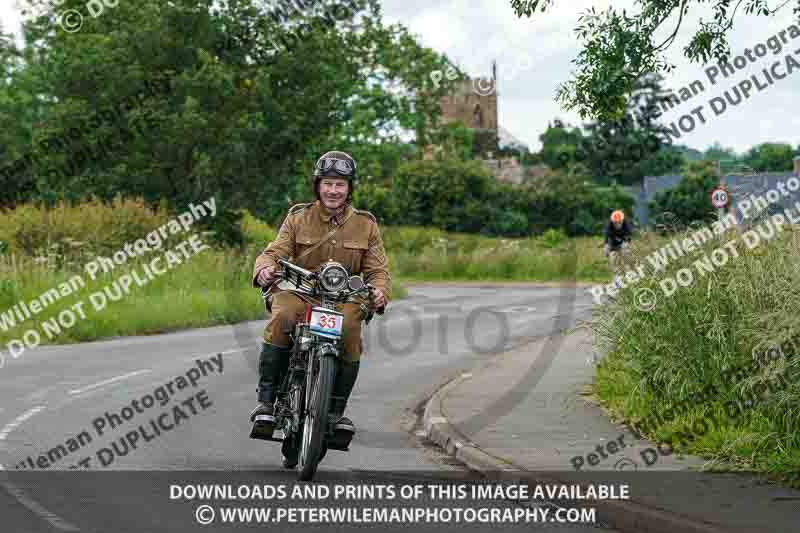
[3,1,799,154]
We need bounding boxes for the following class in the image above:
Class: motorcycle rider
[249,151,391,454]
[603,210,632,265]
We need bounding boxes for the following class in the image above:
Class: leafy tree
[670,144,704,162]
[510,0,800,120]
[352,178,401,225]
[703,142,739,163]
[649,160,719,226]
[354,142,416,182]
[742,143,797,172]
[471,129,500,158]
[4,0,453,242]
[522,168,635,236]
[537,119,584,170]
[577,73,682,185]
[393,158,499,232]
[428,122,473,161]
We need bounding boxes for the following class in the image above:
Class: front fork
[276,303,346,440]
[284,314,341,436]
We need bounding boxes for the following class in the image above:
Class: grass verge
[592,221,800,486]
[0,202,611,351]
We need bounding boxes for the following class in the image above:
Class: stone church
[425,63,525,184]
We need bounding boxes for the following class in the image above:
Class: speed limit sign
[711,188,729,208]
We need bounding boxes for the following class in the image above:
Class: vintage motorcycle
[258,258,381,481]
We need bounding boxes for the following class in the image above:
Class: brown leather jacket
[252,201,391,301]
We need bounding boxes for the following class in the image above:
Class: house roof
[724,172,797,190]
[642,174,683,199]
[725,172,799,215]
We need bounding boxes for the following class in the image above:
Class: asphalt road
[0,284,613,533]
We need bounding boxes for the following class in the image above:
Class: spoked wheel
[297,353,336,481]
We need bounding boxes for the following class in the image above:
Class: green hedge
[352,158,634,237]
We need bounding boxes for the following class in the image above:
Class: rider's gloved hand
[255,265,277,287]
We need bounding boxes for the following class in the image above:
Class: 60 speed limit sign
[711,188,729,208]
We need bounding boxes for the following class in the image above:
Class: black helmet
[312,151,357,201]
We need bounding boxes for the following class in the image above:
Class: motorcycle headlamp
[319,263,348,292]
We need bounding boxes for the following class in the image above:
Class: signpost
[711,186,729,223]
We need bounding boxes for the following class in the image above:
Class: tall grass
[0,200,612,350]
[592,221,800,483]
[384,226,610,282]
[0,246,262,347]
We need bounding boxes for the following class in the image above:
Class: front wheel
[297,352,336,481]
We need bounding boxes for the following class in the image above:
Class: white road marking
[68,369,151,395]
[0,405,46,440]
[0,478,80,531]
[0,349,238,529]
[0,407,71,529]
[219,348,248,355]
[182,348,248,363]
[383,313,441,322]
[497,306,537,313]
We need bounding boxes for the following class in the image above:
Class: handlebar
[271,258,385,314]
[277,258,316,281]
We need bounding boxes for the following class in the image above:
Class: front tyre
[282,432,299,469]
[298,352,336,481]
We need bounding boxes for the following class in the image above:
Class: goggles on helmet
[314,157,356,178]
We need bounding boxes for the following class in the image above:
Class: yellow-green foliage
[381,226,448,255]
[383,226,610,282]
[240,209,277,247]
[0,196,175,269]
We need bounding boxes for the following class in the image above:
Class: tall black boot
[330,360,360,433]
[249,343,290,440]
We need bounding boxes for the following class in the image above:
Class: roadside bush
[484,208,529,237]
[393,158,497,232]
[540,228,567,248]
[568,209,596,235]
[240,209,277,247]
[353,180,401,225]
[524,177,633,237]
[381,226,446,255]
[0,196,174,268]
[649,160,718,227]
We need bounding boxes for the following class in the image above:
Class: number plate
[309,308,344,338]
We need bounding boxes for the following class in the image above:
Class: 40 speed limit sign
[711,187,729,208]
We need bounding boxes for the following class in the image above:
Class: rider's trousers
[263,291,365,362]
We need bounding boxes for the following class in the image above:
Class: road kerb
[421,337,729,533]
